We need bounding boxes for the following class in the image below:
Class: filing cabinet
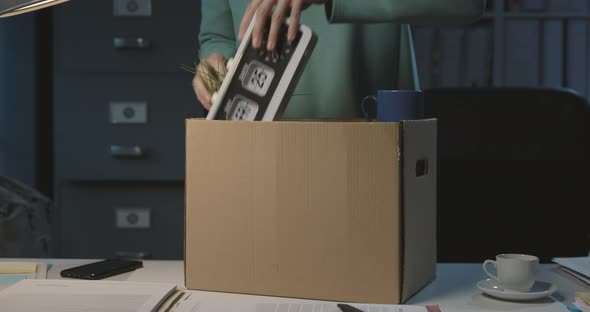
[58,183,184,259]
[53,75,194,181]
[53,0,203,259]
[54,0,200,73]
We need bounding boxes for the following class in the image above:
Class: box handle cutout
[416,159,429,177]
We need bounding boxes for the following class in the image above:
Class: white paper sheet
[34,263,47,280]
[574,298,590,312]
[562,267,590,286]
[553,257,590,281]
[168,293,433,312]
[0,279,177,312]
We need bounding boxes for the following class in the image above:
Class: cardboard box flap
[401,119,438,302]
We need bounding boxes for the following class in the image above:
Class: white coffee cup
[483,254,539,292]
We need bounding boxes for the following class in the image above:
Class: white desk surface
[1,259,589,312]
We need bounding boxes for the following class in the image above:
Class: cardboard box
[185,119,437,304]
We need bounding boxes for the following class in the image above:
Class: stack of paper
[552,257,590,286]
[0,262,38,274]
[0,262,48,285]
[0,279,177,312]
[165,298,439,312]
[572,292,590,312]
[0,279,437,312]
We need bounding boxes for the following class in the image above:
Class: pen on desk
[337,303,365,312]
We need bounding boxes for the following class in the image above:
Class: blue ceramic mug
[361,90,424,122]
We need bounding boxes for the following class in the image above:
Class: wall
[0,14,36,187]
[414,0,590,99]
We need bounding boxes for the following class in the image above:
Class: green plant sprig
[181,53,227,96]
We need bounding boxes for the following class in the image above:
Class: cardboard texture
[185,119,437,304]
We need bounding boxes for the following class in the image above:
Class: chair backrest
[423,87,590,263]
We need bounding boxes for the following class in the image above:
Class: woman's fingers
[267,0,290,51]
[251,0,275,49]
[193,74,212,110]
[239,0,263,41]
[288,0,303,43]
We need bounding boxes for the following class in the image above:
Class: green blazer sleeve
[198,0,237,59]
[326,0,484,25]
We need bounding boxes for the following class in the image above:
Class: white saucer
[477,279,557,301]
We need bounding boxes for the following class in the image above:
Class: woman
[194,0,484,118]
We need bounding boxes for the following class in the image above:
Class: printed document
[0,279,176,312]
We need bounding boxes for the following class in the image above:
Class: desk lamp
[0,0,68,18]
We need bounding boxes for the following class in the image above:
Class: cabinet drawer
[58,183,184,259]
[54,75,203,180]
[54,0,201,73]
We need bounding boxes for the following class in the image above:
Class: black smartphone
[60,259,143,280]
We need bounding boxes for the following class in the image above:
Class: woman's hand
[192,53,226,110]
[239,0,327,51]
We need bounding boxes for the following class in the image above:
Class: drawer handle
[111,145,144,158]
[113,37,151,49]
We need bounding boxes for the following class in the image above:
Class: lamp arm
[0,0,70,18]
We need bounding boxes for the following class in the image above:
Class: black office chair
[0,176,53,257]
[423,87,590,263]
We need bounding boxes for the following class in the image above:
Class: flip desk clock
[207,16,317,121]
